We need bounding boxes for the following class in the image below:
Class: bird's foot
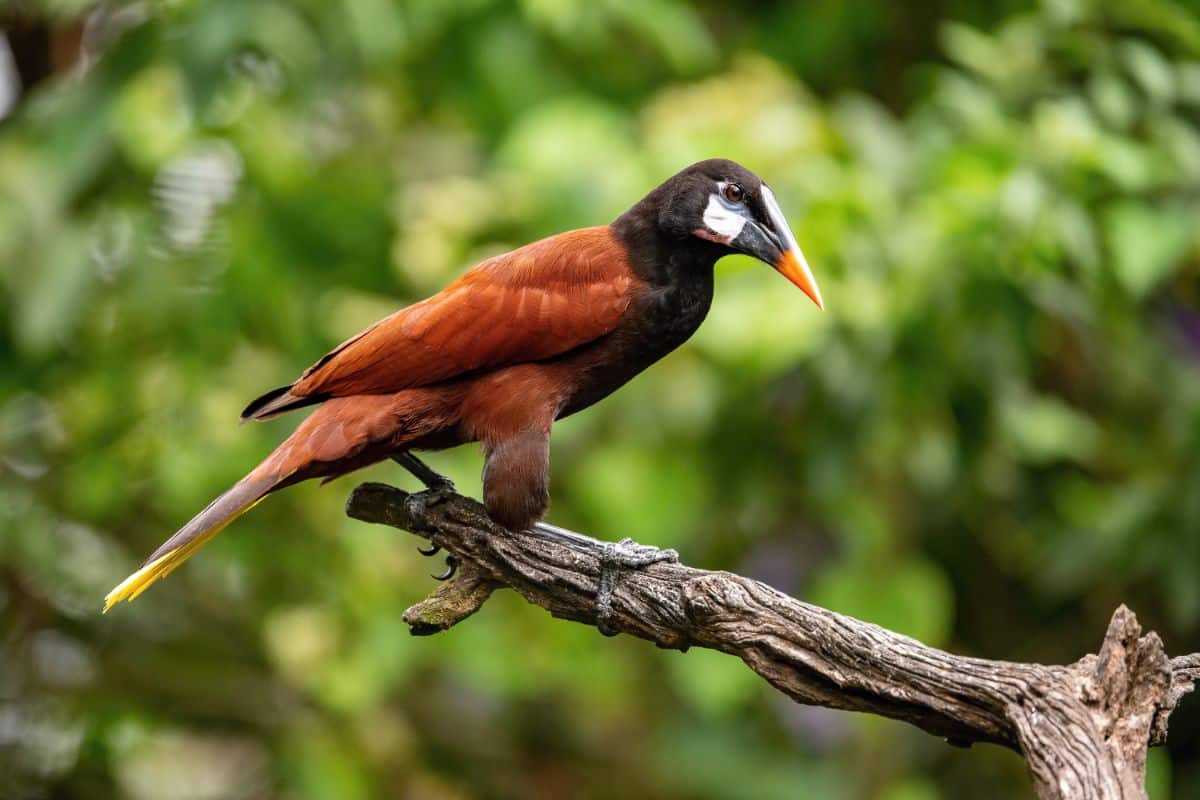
[431,555,458,581]
[395,453,455,569]
[411,533,452,574]
[412,535,456,580]
[595,538,678,636]
[392,451,455,493]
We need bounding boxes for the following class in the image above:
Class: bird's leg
[392,451,455,565]
[392,451,455,492]
[594,536,679,636]
[530,525,678,635]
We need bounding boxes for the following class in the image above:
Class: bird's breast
[556,272,714,418]
[634,272,716,350]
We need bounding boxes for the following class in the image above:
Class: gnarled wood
[346,482,1198,800]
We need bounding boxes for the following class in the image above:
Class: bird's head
[651,158,823,310]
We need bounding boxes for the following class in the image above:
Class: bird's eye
[723,183,744,204]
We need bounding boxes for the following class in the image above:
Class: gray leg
[594,537,679,636]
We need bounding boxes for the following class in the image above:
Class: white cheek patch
[700,192,748,244]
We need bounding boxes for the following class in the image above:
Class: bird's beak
[772,246,823,311]
[731,186,824,311]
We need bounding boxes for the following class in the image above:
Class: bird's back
[242,226,640,420]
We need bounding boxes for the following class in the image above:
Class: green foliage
[3,0,1200,797]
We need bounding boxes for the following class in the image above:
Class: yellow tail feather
[103,494,266,612]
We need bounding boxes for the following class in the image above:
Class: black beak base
[731,220,783,266]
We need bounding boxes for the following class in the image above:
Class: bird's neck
[611,210,724,287]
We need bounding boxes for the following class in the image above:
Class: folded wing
[242,227,636,420]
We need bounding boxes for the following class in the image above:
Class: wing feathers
[262,227,635,405]
[241,386,326,422]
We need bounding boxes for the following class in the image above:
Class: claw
[418,543,441,557]
[432,556,458,581]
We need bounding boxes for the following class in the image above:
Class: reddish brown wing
[291,226,634,400]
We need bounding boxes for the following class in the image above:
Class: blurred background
[2,0,1199,797]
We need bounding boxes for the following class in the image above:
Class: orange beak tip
[775,250,824,311]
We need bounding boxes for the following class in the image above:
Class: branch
[346,483,1198,800]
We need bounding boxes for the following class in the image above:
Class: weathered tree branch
[346,482,1198,800]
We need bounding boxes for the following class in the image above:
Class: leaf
[1120,41,1177,105]
[1104,202,1194,297]
[1000,391,1102,465]
[109,65,193,170]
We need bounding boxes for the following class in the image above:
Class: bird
[103,158,823,611]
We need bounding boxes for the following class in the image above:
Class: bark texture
[346,482,1200,800]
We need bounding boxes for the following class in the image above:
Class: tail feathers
[103,475,277,612]
[241,385,324,422]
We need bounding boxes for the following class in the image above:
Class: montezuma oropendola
[104,158,823,611]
